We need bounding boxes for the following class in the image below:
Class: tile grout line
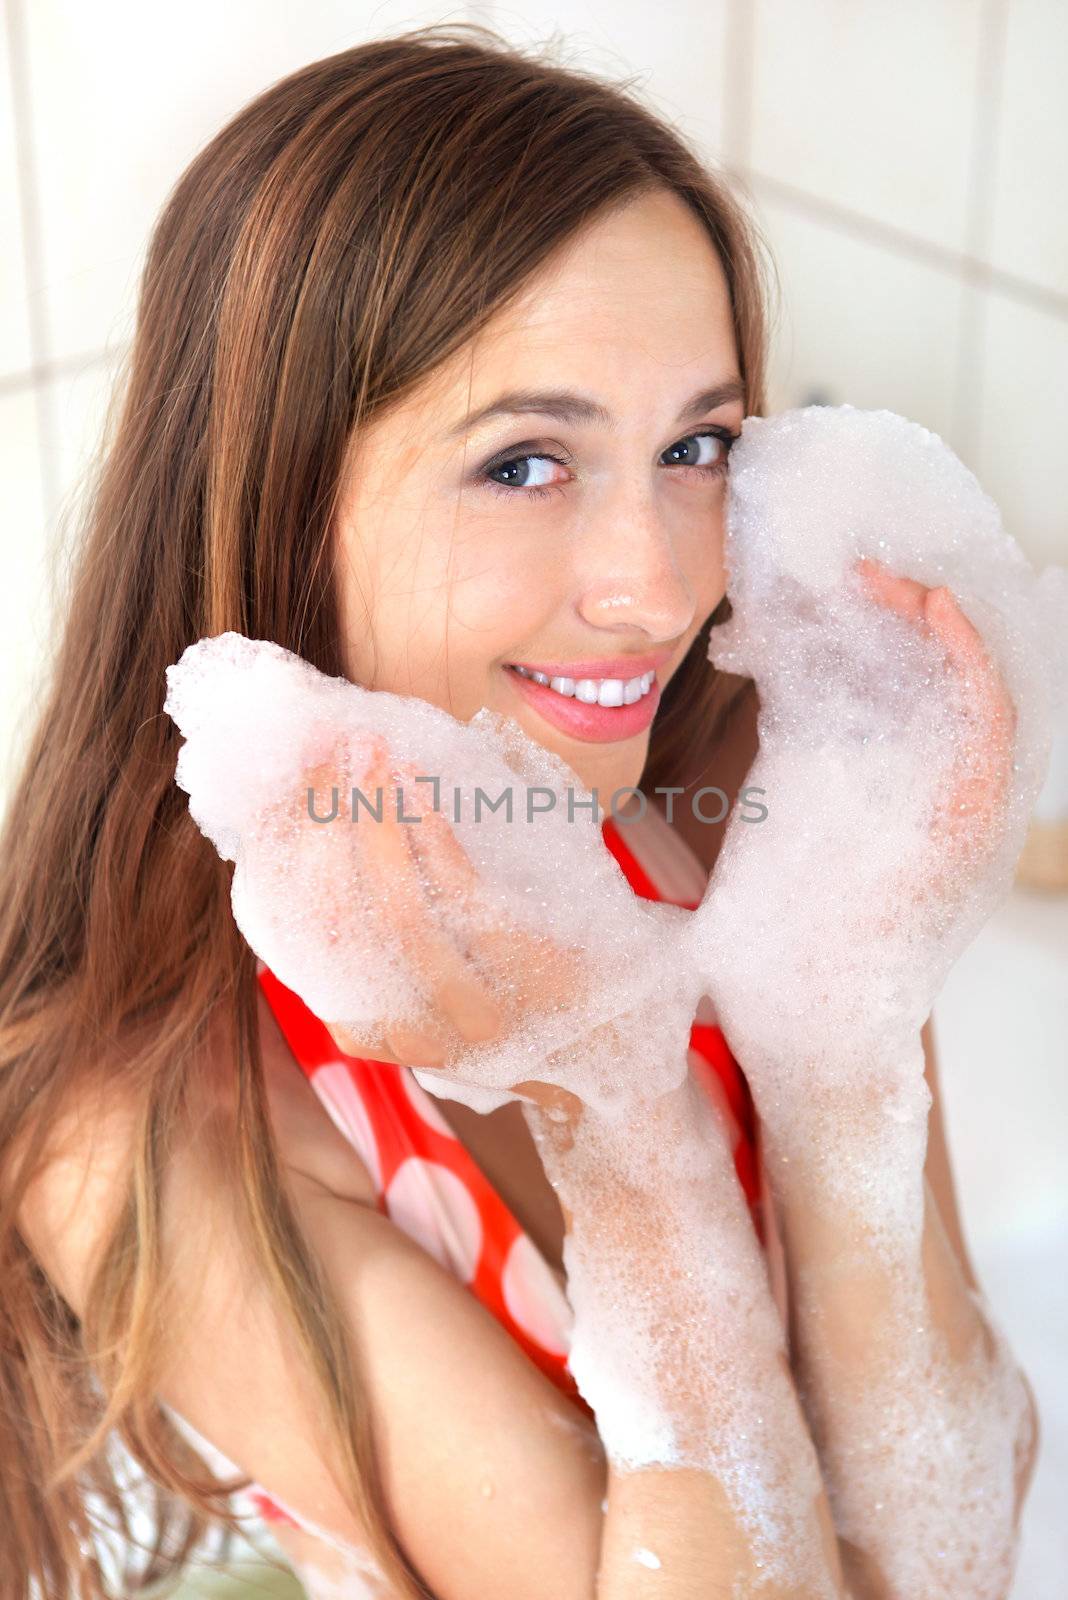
[722,0,755,173]
[0,345,128,400]
[741,169,1068,325]
[953,0,1011,467]
[5,0,59,520]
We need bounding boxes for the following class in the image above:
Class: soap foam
[688,406,1068,1229]
[164,404,1065,1598]
[526,1074,834,1594]
[164,631,701,1117]
[164,634,836,1589]
[684,405,1061,1595]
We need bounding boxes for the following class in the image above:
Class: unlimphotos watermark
[305,776,768,826]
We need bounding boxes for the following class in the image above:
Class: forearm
[597,1461,843,1599]
[526,1079,847,1598]
[765,1059,1035,1600]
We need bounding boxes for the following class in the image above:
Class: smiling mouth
[505,663,657,707]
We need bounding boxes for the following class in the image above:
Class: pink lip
[505,647,674,680]
[504,663,661,743]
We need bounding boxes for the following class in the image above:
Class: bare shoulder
[14,1006,609,1597]
[12,1062,144,1317]
[13,990,378,1316]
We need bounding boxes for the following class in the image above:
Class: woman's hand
[855,556,1018,914]
[690,552,1024,1137]
[307,737,589,1085]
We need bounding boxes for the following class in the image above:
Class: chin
[564,748,647,809]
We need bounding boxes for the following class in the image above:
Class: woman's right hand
[308,737,591,1090]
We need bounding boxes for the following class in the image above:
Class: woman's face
[334,186,743,809]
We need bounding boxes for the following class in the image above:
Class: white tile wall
[748,0,988,254]
[39,350,127,531]
[988,0,1068,299]
[0,4,33,375]
[3,7,1067,1593]
[477,0,731,161]
[0,388,50,808]
[20,0,480,366]
[755,194,966,442]
[973,290,1068,571]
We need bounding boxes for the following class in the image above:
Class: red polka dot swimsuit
[219,812,763,1534]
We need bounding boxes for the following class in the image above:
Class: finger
[854,556,929,622]
[394,773,594,1012]
[923,589,1016,825]
[325,1017,454,1071]
[401,775,484,915]
[389,759,505,1042]
[358,749,502,1046]
[853,565,1016,911]
[515,1080,585,1158]
[858,567,1016,814]
[923,588,1015,736]
[323,1021,406,1067]
[301,743,350,824]
[381,1022,448,1068]
[859,564,1013,735]
[511,1079,584,1120]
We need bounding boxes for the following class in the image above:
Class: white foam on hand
[526,1075,835,1594]
[685,405,1064,1597]
[163,404,1065,1598]
[163,632,700,1116]
[688,404,1068,1215]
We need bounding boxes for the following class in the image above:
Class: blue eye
[480,428,738,501]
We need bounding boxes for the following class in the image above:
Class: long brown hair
[0,22,768,1598]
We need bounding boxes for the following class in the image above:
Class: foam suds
[164,630,836,1585]
[684,405,1064,1594]
[525,1074,833,1593]
[164,631,701,1117]
[689,407,1068,1213]
[164,404,1066,1597]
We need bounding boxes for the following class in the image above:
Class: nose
[573,491,698,641]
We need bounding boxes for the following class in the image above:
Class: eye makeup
[477,425,739,502]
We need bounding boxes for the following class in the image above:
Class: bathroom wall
[2,3,1065,1594]
[3,0,1066,804]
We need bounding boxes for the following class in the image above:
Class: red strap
[600,814,664,901]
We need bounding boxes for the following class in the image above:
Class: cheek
[334,515,458,691]
[446,537,565,656]
[680,507,728,614]
[353,535,564,706]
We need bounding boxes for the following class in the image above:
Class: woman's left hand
[854,556,1018,914]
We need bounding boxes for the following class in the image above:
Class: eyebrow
[446,379,746,439]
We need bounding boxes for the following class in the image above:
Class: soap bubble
[684,405,1061,1596]
[164,631,701,1116]
[688,405,1068,1226]
[163,404,1064,1596]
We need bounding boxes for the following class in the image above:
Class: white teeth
[511,663,656,705]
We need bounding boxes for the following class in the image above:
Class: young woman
[0,24,1037,1600]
